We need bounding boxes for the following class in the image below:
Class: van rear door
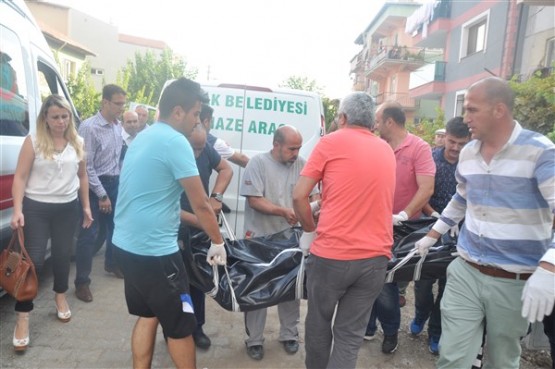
[204,84,324,237]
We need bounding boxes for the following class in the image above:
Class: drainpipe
[512,2,528,79]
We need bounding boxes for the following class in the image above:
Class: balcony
[365,46,431,80]
[409,61,447,99]
[374,92,417,110]
[407,0,451,48]
[350,51,365,74]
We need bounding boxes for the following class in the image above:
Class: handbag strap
[7,228,31,261]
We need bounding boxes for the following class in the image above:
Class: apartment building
[26,0,168,90]
[406,0,554,119]
[350,1,443,122]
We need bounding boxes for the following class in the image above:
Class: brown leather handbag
[0,227,38,301]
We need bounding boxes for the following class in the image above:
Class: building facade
[26,0,168,90]
[350,1,442,122]
[406,0,554,120]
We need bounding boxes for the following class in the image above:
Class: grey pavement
[0,251,550,369]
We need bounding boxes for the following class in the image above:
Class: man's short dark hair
[158,78,209,120]
[200,103,214,122]
[381,102,406,127]
[102,84,126,100]
[445,116,470,138]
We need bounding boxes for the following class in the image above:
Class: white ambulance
[0,0,80,245]
[160,81,325,237]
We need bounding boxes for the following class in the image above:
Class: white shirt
[25,135,82,203]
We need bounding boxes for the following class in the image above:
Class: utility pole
[207,65,211,81]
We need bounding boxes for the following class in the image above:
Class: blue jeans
[414,277,446,338]
[74,176,119,287]
[366,282,400,336]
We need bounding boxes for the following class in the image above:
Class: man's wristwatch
[210,193,223,202]
[99,195,108,201]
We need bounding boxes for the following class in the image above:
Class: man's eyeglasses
[109,100,126,107]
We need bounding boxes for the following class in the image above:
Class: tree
[509,69,555,138]
[280,75,322,95]
[117,49,198,107]
[322,97,339,132]
[280,75,338,132]
[65,61,100,121]
[406,107,445,145]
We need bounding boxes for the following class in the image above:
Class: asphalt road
[0,251,551,368]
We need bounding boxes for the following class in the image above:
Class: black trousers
[15,197,78,312]
[544,312,555,369]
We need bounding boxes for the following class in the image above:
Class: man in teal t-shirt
[113,78,227,369]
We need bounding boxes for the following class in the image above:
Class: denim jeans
[74,176,119,287]
[366,282,400,336]
[414,277,446,338]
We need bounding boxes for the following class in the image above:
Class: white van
[0,0,79,245]
[160,81,325,237]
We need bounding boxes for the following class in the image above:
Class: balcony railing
[374,92,416,109]
[366,46,432,75]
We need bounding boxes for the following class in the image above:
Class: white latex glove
[450,224,459,238]
[415,236,437,257]
[431,211,441,219]
[207,242,227,266]
[392,211,409,226]
[299,231,316,256]
[521,267,555,323]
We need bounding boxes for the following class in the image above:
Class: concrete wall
[442,0,509,118]
[517,5,555,78]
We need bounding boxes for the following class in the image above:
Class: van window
[0,25,29,136]
[37,61,66,101]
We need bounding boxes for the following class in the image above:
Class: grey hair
[337,92,376,129]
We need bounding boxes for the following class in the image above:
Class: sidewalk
[0,251,550,368]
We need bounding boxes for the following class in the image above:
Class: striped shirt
[436,122,555,273]
[78,112,123,197]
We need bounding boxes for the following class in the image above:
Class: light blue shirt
[78,112,122,197]
[113,122,199,256]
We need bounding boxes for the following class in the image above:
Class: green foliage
[280,75,323,94]
[65,61,100,121]
[280,75,341,131]
[117,49,198,107]
[509,70,555,137]
[406,106,445,145]
[322,97,339,132]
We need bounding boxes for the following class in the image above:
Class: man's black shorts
[114,246,196,339]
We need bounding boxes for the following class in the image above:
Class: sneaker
[409,318,425,336]
[382,333,398,354]
[193,329,211,350]
[363,331,376,341]
[428,335,440,355]
[246,344,264,360]
[281,340,299,354]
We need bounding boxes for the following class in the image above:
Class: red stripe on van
[0,174,14,210]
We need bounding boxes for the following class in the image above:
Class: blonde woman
[10,94,93,352]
